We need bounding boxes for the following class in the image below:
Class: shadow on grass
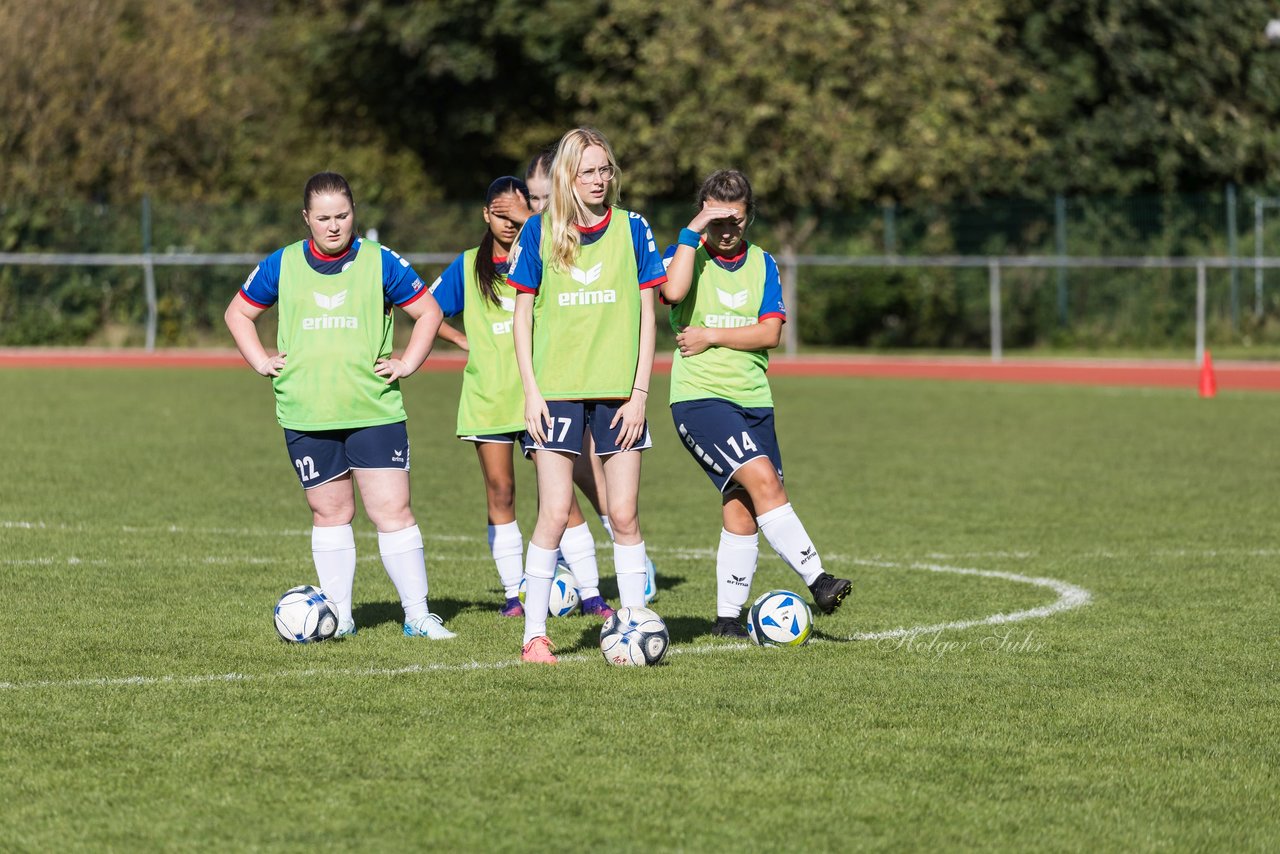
[352,595,477,629]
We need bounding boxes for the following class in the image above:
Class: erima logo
[391,448,405,463]
[706,315,757,329]
[559,289,616,307]
[570,263,603,286]
[499,296,515,312]
[491,320,514,335]
[717,288,749,309]
[305,290,357,330]
[729,574,750,588]
[314,291,348,310]
[800,546,817,565]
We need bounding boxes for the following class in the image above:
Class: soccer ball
[599,606,669,666]
[517,565,581,617]
[746,590,813,648]
[273,584,338,643]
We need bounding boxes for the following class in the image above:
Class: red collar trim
[576,209,612,234]
[308,239,355,262]
[705,240,748,264]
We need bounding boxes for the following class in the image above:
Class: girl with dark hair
[224,171,457,640]
[429,177,618,619]
[508,127,667,664]
[661,169,852,636]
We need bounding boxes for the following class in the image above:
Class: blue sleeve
[239,248,285,308]
[507,216,543,292]
[629,213,667,289]
[428,254,468,318]
[379,244,429,306]
[759,251,786,320]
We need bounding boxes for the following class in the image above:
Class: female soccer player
[508,127,667,663]
[661,169,852,636]
[494,149,660,603]
[428,176,616,619]
[224,171,456,640]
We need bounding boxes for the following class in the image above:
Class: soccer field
[1,367,1276,851]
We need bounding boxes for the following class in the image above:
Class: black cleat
[711,616,749,638]
[808,573,852,614]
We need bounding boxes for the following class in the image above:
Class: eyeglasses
[576,165,615,183]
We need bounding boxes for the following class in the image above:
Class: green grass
[1,368,1277,851]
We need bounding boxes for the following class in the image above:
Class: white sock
[613,541,649,608]
[312,524,356,625]
[488,521,524,599]
[600,514,614,541]
[379,524,429,622]
[522,543,558,644]
[757,503,824,585]
[717,529,759,618]
[558,522,601,599]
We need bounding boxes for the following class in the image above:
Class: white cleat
[403,613,457,639]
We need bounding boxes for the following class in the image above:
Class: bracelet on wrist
[632,386,648,394]
[678,228,701,248]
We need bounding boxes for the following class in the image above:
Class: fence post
[1195,261,1207,367]
[988,259,1003,363]
[1227,183,1239,331]
[1055,193,1068,325]
[1256,197,1266,320]
[142,195,157,352]
[779,248,798,356]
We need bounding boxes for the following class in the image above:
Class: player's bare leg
[474,442,523,613]
[729,458,850,615]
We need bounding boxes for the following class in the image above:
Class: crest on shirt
[716,288,749,309]
[570,262,604,286]
[314,290,348,311]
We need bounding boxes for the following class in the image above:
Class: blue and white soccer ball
[273,585,338,643]
[518,565,580,617]
[548,565,580,616]
[747,590,813,648]
[600,606,670,666]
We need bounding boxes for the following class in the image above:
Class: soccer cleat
[643,557,658,604]
[335,619,357,638]
[521,635,558,664]
[579,596,615,619]
[711,616,749,638]
[499,597,524,618]
[403,613,457,639]
[808,573,852,614]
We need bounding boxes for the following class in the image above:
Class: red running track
[3,348,1279,392]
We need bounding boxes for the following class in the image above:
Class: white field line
[0,559,1091,692]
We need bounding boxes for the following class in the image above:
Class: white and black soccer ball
[747,590,813,648]
[273,585,338,643]
[518,565,581,617]
[600,606,669,666]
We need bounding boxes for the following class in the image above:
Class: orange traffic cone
[1199,350,1217,398]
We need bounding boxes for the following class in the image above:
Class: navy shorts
[460,432,520,445]
[283,421,410,489]
[520,399,652,458]
[670,399,782,494]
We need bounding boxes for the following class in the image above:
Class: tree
[1010,0,1280,194]
[559,0,1045,244]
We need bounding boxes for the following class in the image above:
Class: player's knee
[609,508,639,540]
[485,479,516,513]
